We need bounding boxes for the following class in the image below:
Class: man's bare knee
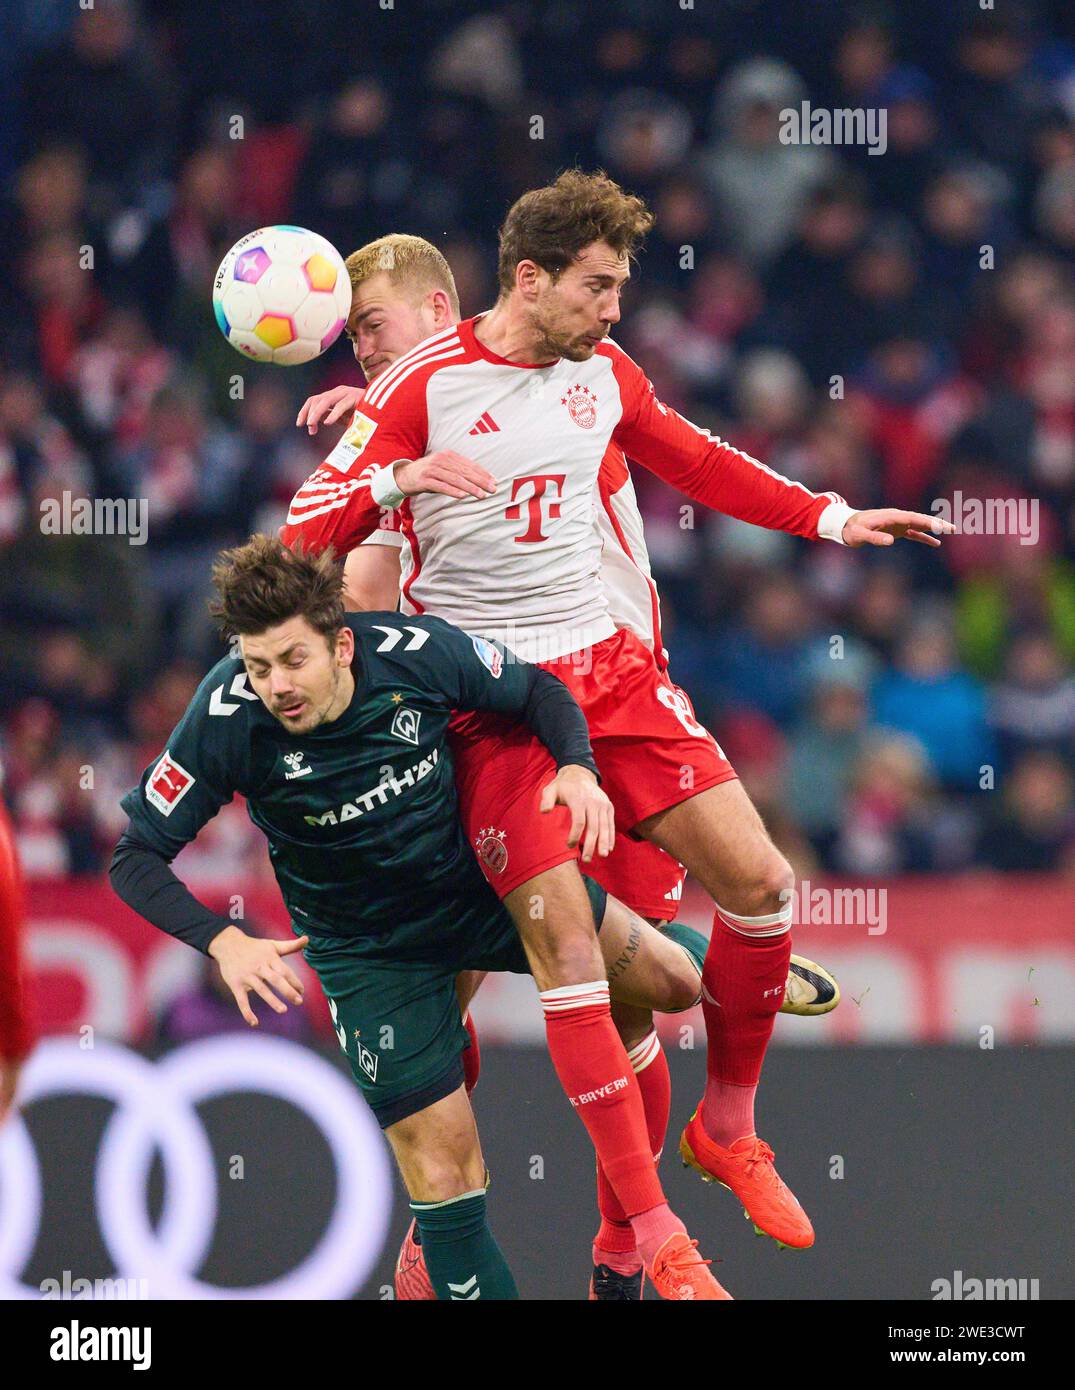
[399,1153,478,1204]
[505,870,604,989]
[662,954,703,1012]
[728,853,795,918]
[385,1089,485,1203]
[528,932,605,989]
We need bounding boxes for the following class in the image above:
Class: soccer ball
[212,226,352,365]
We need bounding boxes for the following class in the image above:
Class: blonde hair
[344,234,460,316]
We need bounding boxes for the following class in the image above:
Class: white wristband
[817,501,858,544]
[369,464,406,508]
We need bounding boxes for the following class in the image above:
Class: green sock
[410,1190,519,1300]
[659,919,709,984]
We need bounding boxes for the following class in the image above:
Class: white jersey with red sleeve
[595,442,668,665]
[281,317,855,661]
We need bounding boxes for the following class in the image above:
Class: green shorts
[301,875,607,1127]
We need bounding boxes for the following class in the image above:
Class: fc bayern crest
[474,826,508,874]
[561,383,597,429]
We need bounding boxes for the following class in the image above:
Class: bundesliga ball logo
[561,383,598,429]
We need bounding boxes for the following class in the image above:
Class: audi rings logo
[0,1035,393,1299]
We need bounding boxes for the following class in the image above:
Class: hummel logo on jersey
[209,672,258,716]
[371,624,430,653]
[283,751,312,779]
[468,411,499,435]
[448,1274,480,1300]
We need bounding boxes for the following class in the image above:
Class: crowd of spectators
[1,0,1074,887]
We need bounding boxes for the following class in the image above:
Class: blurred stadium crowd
[1,0,1074,894]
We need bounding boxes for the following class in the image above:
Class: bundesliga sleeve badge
[325,411,378,472]
[145,752,195,816]
[470,635,504,678]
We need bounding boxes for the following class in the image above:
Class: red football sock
[701,1078,757,1147]
[461,1011,480,1095]
[540,982,668,1223]
[699,903,791,1145]
[593,1031,670,1271]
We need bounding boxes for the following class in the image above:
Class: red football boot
[647,1233,733,1301]
[394,1218,436,1300]
[680,1109,815,1249]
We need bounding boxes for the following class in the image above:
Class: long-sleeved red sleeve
[0,798,35,1062]
[607,344,853,540]
[280,378,429,557]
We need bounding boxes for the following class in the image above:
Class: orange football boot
[647,1232,733,1300]
[394,1218,437,1300]
[680,1109,815,1250]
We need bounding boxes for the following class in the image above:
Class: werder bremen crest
[390,706,421,745]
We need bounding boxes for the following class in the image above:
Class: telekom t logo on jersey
[506,474,566,543]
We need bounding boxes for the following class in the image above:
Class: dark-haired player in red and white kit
[283,172,951,1287]
[299,230,843,1298]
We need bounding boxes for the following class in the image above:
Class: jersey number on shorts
[657,684,723,752]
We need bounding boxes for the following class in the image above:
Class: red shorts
[450,627,735,917]
[586,832,686,924]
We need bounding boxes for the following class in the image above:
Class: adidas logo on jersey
[468,411,499,435]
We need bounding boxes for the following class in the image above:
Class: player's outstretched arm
[296,384,365,435]
[207,925,308,1028]
[284,351,494,557]
[281,452,495,557]
[608,346,953,548]
[110,832,310,1027]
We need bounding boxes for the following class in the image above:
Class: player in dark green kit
[110,535,714,1300]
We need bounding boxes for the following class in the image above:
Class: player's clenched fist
[540,765,615,864]
[296,384,365,434]
[208,925,309,1027]
[392,451,497,500]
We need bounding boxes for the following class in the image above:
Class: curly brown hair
[496,169,654,294]
[209,535,345,648]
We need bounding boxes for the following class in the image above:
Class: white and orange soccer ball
[212,226,352,365]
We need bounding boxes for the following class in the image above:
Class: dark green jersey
[119,613,591,942]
